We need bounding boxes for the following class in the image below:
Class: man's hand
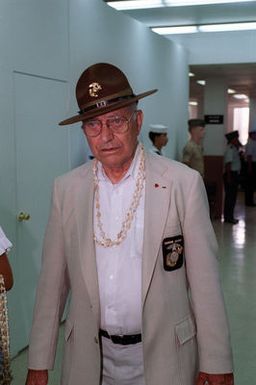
[196,372,234,385]
[25,369,48,385]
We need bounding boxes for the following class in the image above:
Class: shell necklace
[93,144,145,247]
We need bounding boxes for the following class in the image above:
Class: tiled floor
[10,193,256,385]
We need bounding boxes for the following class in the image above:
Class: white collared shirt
[94,146,145,335]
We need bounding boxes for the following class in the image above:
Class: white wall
[170,30,256,65]
[0,0,69,355]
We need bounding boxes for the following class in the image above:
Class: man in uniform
[25,63,234,385]
[182,119,205,178]
[223,130,241,224]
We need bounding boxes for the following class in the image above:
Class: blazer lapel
[75,164,100,326]
[142,155,170,306]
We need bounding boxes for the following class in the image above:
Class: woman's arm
[0,252,13,291]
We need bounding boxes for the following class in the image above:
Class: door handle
[17,212,31,222]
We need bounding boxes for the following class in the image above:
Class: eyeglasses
[83,111,136,137]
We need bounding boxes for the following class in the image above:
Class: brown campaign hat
[59,63,157,126]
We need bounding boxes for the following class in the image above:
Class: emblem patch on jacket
[162,235,184,271]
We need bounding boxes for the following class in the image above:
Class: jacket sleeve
[181,172,233,373]
[28,179,70,370]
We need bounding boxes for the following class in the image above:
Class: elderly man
[25,63,234,385]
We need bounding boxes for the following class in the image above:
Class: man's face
[82,105,143,170]
[159,133,168,147]
[155,133,168,148]
[231,137,240,148]
[192,125,205,141]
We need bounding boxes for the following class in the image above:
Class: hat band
[78,95,135,116]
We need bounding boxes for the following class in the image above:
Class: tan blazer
[28,151,233,385]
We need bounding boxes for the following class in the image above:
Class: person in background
[223,131,241,224]
[25,62,234,385]
[148,124,168,156]
[0,227,13,293]
[182,118,205,178]
[0,226,13,385]
[244,130,256,207]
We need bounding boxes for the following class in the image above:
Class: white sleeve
[0,226,12,255]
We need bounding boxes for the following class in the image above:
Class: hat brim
[59,89,157,126]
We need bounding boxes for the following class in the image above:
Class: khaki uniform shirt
[182,140,204,177]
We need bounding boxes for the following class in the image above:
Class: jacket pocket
[175,315,196,345]
[175,316,198,385]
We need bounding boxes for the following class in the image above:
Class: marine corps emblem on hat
[59,62,157,126]
[162,235,184,271]
[88,82,102,98]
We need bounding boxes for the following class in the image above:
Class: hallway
[10,193,256,385]
[214,193,256,385]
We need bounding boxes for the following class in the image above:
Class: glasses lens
[107,117,128,133]
[84,120,101,137]
[84,111,136,136]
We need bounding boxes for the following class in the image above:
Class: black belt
[99,329,142,345]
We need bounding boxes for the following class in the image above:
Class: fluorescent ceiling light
[151,21,256,35]
[233,94,248,99]
[199,22,256,32]
[197,80,206,86]
[189,101,198,106]
[106,1,163,10]
[106,0,255,11]
[228,88,236,94]
[152,26,198,35]
[165,0,254,5]
[189,72,195,77]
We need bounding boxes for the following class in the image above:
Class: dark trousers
[223,171,239,221]
[244,162,256,205]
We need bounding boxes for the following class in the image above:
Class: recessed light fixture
[198,22,256,33]
[189,101,198,106]
[165,0,254,5]
[152,26,198,34]
[197,80,206,86]
[152,21,256,35]
[233,94,248,99]
[106,0,163,10]
[106,0,255,11]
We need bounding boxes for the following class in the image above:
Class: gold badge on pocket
[162,235,184,271]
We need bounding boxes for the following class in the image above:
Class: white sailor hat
[149,124,168,134]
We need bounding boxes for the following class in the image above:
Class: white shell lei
[93,144,145,247]
[0,275,11,385]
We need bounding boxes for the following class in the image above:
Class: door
[10,71,69,355]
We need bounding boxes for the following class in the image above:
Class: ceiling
[105,1,256,103]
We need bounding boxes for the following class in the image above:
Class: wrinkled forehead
[88,104,137,121]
